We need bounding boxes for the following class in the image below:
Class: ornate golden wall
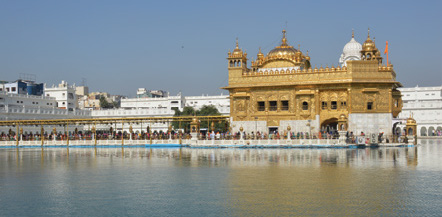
[224,61,402,128]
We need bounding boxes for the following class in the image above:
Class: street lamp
[255,116,258,133]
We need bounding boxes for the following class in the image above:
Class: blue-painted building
[4,80,44,96]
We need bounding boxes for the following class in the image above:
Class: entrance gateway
[268,127,278,134]
[321,118,338,133]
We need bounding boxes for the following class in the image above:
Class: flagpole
[385,41,389,65]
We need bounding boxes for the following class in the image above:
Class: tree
[99,96,113,109]
[172,105,227,133]
[171,107,196,132]
[196,105,221,116]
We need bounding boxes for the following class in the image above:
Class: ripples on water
[1,139,441,216]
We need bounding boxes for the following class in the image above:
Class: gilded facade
[223,30,402,136]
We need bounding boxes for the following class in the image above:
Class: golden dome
[406,117,416,125]
[305,50,310,61]
[339,114,346,120]
[232,38,243,55]
[267,30,298,58]
[362,28,375,52]
[257,47,264,58]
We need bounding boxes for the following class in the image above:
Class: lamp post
[255,116,258,134]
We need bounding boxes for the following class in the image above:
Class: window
[367,102,373,110]
[62,93,66,96]
[302,101,308,110]
[17,101,20,103]
[322,101,328,110]
[0,88,2,91]
[32,102,35,104]
[341,101,347,108]
[394,99,398,107]
[331,101,337,110]
[11,87,16,91]
[257,101,265,111]
[281,101,289,111]
[269,101,277,111]
[171,101,178,103]
[62,102,65,105]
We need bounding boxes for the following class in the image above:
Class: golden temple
[223,29,402,136]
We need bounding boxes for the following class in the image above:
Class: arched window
[428,126,435,136]
[420,127,427,136]
[408,128,413,136]
[230,61,234,67]
[237,61,241,67]
[302,101,308,110]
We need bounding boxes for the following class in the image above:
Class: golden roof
[267,30,298,58]
[406,114,417,125]
[232,38,243,55]
[362,28,376,52]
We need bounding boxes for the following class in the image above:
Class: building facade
[44,80,77,111]
[397,86,442,137]
[3,80,44,96]
[223,30,402,136]
[0,91,91,134]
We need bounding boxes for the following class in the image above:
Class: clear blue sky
[1,0,441,97]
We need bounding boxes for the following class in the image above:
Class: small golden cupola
[227,38,248,69]
[361,28,383,64]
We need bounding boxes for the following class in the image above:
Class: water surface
[1,139,441,216]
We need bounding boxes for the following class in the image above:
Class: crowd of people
[1,128,436,143]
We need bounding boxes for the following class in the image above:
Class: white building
[44,80,77,111]
[339,31,362,67]
[91,107,172,132]
[92,92,230,132]
[0,91,91,134]
[121,93,184,112]
[397,86,442,137]
[184,94,230,115]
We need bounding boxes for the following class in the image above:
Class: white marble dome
[339,34,362,66]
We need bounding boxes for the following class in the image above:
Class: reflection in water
[0,139,441,216]
[5,146,420,168]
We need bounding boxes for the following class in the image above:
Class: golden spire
[352,29,354,38]
[232,37,243,55]
[281,29,288,46]
[257,47,264,58]
[367,28,370,39]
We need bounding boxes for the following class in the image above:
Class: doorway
[321,118,338,133]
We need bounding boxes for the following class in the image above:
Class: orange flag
[384,41,388,54]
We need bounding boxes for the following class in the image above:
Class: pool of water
[0,139,441,216]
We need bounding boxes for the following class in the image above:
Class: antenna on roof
[19,73,36,82]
